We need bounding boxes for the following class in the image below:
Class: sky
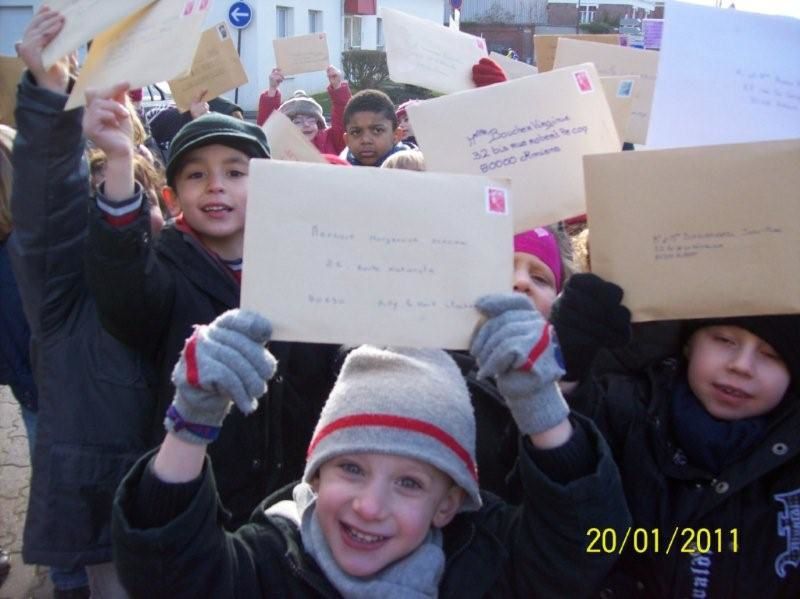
[678,0,800,18]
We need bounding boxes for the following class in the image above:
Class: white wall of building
[1,1,445,114]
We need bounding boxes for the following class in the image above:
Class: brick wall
[460,24,536,64]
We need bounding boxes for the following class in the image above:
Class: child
[342,89,412,167]
[395,99,420,148]
[256,66,351,156]
[83,88,340,529]
[555,275,800,597]
[381,148,426,171]
[112,304,630,598]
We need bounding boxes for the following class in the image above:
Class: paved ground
[0,385,53,599]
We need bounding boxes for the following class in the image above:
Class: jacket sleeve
[8,72,89,338]
[325,82,351,155]
[112,451,274,599]
[256,89,281,126]
[84,200,175,355]
[480,414,631,598]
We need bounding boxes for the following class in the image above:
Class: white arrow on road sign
[228,1,254,30]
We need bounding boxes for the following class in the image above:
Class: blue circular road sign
[228,1,253,30]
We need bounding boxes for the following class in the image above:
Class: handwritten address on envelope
[241,161,513,349]
[585,139,800,321]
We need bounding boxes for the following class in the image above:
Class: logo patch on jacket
[775,488,800,578]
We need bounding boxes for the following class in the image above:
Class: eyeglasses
[291,115,318,126]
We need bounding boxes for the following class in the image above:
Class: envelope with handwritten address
[600,76,636,141]
[169,22,248,112]
[585,139,800,321]
[261,111,326,163]
[489,52,538,79]
[407,63,620,231]
[65,0,210,110]
[553,38,659,144]
[273,33,330,76]
[382,7,487,94]
[241,161,513,348]
[0,56,25,127]
[534,34,619,73]
[41,0,156,69]
[646,0,800,148]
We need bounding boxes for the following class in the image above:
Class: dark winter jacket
[0,239,37,411]
[568,359,800,598]
[344,141,412,167]
[85,204,340,529]
[112,414,630,598]
[9,72,155,568]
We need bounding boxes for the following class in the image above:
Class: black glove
[549,273,632,381]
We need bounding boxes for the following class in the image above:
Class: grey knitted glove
[165,309,277,445]
[470,293,569,435]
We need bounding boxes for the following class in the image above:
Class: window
[309,10,323,33]
[376,17,384,50]
[276,6,293,38]
[344,15,362,49]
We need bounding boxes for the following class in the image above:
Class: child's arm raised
[325,65,351,154]
[256,68,284,126]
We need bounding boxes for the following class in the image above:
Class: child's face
[344,111,401,166]
[513,252,557,318]
[291,114,320,141]
[311,452,463,577]
[171,144,250,258]
[398,114,414,139]
[686,325,790,420]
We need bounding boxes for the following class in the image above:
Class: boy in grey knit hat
[111,300,630,598]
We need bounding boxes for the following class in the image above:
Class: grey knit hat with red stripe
[279,91,326,129]
[304,346,482,512]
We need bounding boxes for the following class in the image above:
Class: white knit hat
[304,346,482,511]
[279,90,326,129]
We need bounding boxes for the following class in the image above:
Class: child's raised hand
[166,309,277,445]
[472,58,508,88]
[15,6,69,94]
[189,89,210,119]
[82,83,134,159]
[471,293,569,436]
[268,67,285,91]
[326,65,343,89]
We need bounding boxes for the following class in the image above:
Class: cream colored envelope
[489,52,538,79]
[65,0,210,110]
[261,111,326,163]
[407,63,620,231]
[647,1,800,147]
[383,7,488,94]
[169,22,248,112]
[0,56,25,127]
[41,0,156,69]
[585,139,800,321]
[272,33,330,76]
[241,161,513,349]
[600,76,636,141]
[534,34,619,73]
[553,38,659,144]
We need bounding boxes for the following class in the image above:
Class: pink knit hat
[513,228,563,292]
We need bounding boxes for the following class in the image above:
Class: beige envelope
[534,34,619,73]
[261,111,326,164]
[0,56,25,127]
[554,38,659,144]
[407,63,620,231]
[241,161,513,349]
[272,33,330,76]
[41,0,156,69]
[383,7,488,94]
[169,22,248,112]
[489,52,538,79]
[66,0,210,110]
[585,139,800,321]
[600,76,636,141]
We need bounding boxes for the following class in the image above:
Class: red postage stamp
[486,187,509,215]
[573,70,594,93]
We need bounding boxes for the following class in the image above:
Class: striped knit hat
[304,346,481,511]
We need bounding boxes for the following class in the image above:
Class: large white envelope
[261,111,326,163]
[241,161,513,349]
[382,7,487,94]
[553,38,659,144]
[647,0,800,148]
[489,52,538,79]
[407,64,620,231]
[585,139,800,321]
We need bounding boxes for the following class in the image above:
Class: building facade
[546,0,657,28]
[459,0,548,64]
